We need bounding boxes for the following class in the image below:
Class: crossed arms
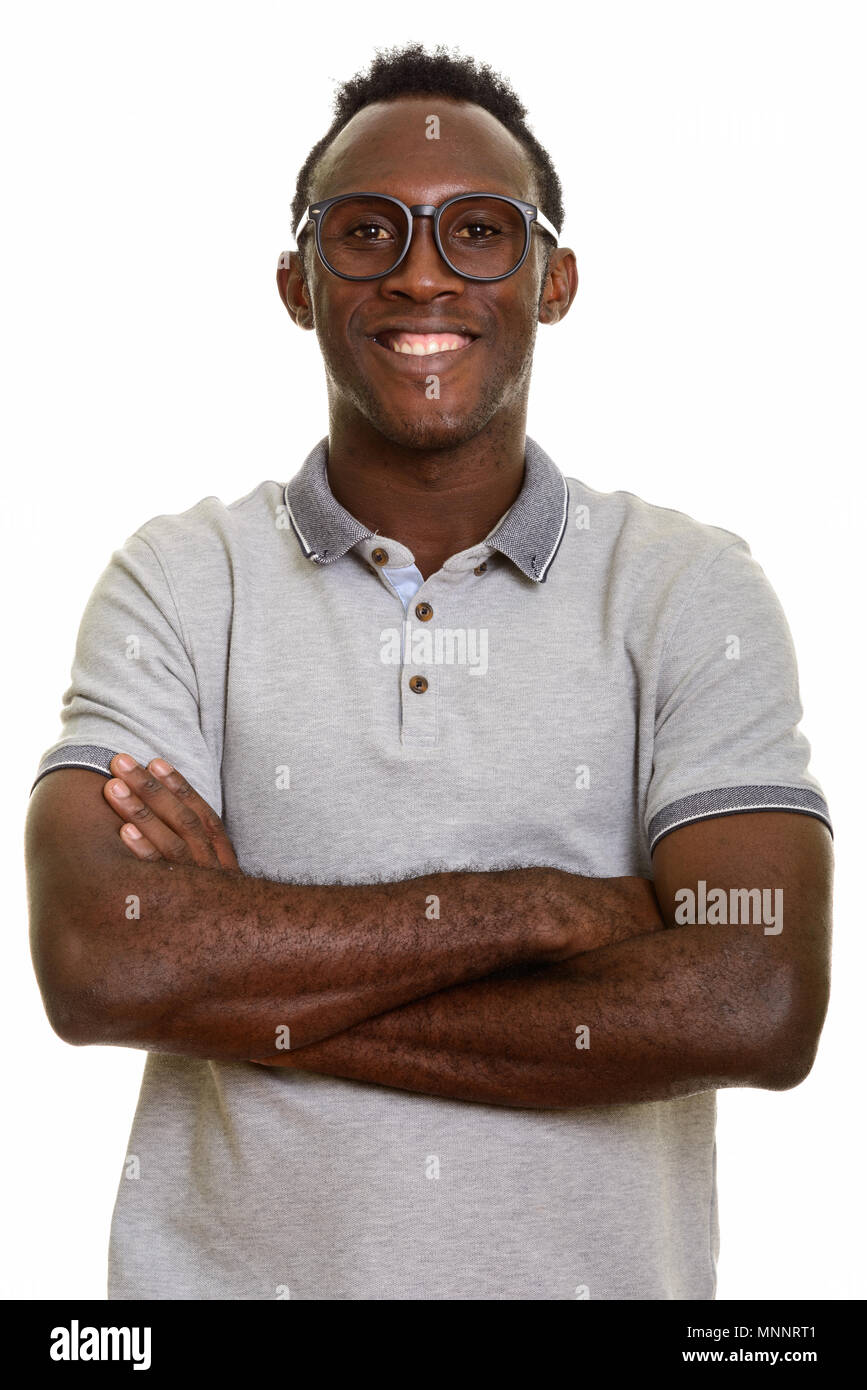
[25,754,833,1108]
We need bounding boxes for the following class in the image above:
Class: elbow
[743,967,830,1092]
[36,956,104,1046]
[31,920,113,1047]
[754,1028,822,1091]
[42,987,100,1047]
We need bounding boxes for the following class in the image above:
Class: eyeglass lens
[318,196,528,279]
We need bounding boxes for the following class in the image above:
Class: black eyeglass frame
[289,191,560,283]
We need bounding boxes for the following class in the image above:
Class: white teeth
[389,338,463,355]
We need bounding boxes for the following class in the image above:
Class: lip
[367,321,480,340]
[366,334,480,371]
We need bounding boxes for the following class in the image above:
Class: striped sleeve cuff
[648,784,833,854]
[30,743,119,795]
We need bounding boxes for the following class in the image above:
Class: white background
[2,0,863,1300]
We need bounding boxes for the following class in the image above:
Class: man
[26,45,833,1301]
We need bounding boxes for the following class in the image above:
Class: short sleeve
[30,529,222,815]
[645,538,832,854]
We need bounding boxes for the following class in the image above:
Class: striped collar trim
[282,435,569,584]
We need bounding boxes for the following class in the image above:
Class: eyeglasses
[287,192,559,283]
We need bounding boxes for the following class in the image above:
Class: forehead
[312,95,538,205]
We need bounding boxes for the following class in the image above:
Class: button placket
[400,582,440,748]
[375,559,426,674]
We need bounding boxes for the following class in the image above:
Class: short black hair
[290,43,565,242]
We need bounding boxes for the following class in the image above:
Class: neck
[325,409,528,581]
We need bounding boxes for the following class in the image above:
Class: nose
[380,210,465,296]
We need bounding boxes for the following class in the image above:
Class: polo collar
[282,434,569,583]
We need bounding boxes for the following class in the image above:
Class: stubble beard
[325,324,538,452]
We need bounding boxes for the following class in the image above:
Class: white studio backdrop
[1,0,863,1300]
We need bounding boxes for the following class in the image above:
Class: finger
[104,774,203,865]
[104,756,221,868]
[142,758,240,874]
[118,822,165,862]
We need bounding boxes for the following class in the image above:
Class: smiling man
[26,45,833,1301]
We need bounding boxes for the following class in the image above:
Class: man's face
[282,95,575,451]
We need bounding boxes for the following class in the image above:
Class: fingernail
[150,758,172,776]
[114,754,135,771]
[122,824,142,839]
[109,780,131,797]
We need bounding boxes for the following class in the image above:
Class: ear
[538,246,579,326]
[276,249,314,330]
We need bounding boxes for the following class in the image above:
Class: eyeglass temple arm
[532,208,560,241]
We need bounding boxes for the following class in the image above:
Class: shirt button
[473,562,487,575]
[372,547,389,565]
[415,602,433,622]
[409,675,429,694]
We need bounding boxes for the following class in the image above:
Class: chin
[381,418,478,450]
[364,398,503,452]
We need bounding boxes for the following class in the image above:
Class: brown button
[473,562,488,575]
[409,675,428,694]
[415,602,433,622]
[371,547,389,565]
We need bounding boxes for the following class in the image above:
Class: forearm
[256,922,804,1106]
[59,858,570,1054]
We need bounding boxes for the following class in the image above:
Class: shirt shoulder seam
[130,527,203,708]
[656,537,747,671]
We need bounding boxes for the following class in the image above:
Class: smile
[370,331,477,357]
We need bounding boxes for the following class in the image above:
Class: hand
[102,753,242,876]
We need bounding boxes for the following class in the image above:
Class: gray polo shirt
[30,435,832,1300]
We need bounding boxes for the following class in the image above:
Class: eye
[453,220,500,240]
[348,222,394,242]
